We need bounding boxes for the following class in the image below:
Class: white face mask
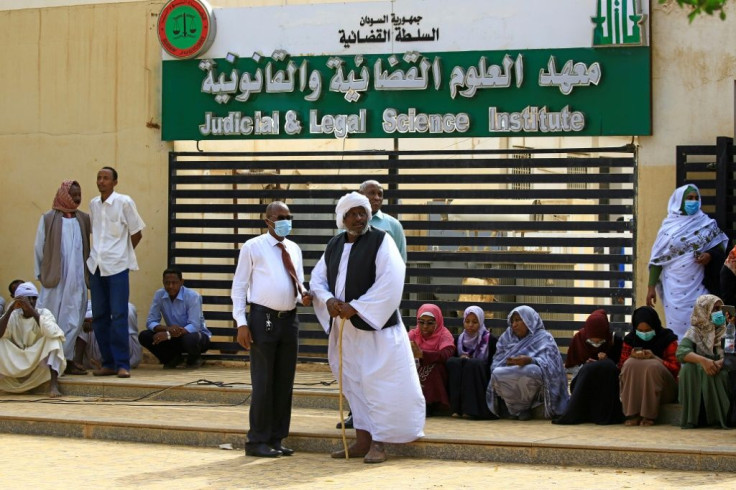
[586,339,606,348]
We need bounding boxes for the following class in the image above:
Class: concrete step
[0,393,733,473]
[48,364,343,410]
[1,364,731,472]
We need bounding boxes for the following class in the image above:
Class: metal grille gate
[169,145,636,362]
[676,136,735,244]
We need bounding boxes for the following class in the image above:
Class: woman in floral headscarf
[409,304,455,415]
[676,294,731,429]
[446,305,497,419]
[646,184,728,338]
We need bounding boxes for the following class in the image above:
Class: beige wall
[637,2,736,315]
[0,1,171,320]
[0,0,734,326]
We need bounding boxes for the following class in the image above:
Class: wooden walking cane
[337,316,349,459]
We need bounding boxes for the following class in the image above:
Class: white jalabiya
[310,237,425,443]
[649,184,728,338]
[34,216,88,360]
[77,301,142,369]
[0,309,66,393]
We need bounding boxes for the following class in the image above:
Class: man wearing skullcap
[311,192,425,464]
[0,282,66,397]
[34,180,91,375]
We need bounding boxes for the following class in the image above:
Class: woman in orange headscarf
[409,304,455,415]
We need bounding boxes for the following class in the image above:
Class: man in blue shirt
[359,180,407,263]
[139,268,211,369]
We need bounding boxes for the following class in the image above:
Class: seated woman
[618,306,680,426]
[677,294,731,429]
[553,309,624,425]
[409,304,455,415]
[486,305,568,420]
[446,305,497,419]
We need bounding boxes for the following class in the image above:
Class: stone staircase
[0,364,733,472]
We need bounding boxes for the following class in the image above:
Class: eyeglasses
[417,319,437,327]
[269,215,293,221]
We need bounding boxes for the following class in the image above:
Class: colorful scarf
[457,305,490,360]
[52,180,80,214]
[408,303,455,352]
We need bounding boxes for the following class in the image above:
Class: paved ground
[1,433,734,489]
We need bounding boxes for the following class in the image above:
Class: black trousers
[246,304,299,447]
[139,330,210,364]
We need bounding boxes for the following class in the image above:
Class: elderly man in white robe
[0,282,66,397]
[311,192,425,464]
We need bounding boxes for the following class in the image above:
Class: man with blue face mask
[231,201,312,458]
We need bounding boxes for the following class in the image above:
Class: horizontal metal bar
[182,265,633,282]
[172,203,634,215]
[171,145,635,159]
[171,189,634,200]
[171,157,635,172]
[172,173,634,185]
[171,233,635,248]
[171,218,631,232]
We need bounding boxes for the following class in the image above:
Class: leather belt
[250,303,296,319]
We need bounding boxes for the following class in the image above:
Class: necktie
[277,242,306,296]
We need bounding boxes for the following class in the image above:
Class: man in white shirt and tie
[231,201,311,458]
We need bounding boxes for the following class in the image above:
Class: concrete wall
[0,1,171,318]
[0,0,734,327]
[638,1,736,315]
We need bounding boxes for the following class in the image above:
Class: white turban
[335,192,372,230]
[14,282,39,298]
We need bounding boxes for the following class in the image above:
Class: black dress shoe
[245,443,282,458]
[336,414,354,429]
[271,443,294,456]
[163,354,184,370]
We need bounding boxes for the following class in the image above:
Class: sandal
[64,363,87,375]
[624,416,642,426]
[639,418,655,426]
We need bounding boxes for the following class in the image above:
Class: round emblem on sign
[157,0,216,59]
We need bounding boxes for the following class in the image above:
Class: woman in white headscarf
[446,305,497,419]
[647,184,728,339]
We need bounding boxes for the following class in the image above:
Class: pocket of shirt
[107,220,124,238]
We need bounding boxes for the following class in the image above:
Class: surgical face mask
[270,219,292,237]
[684,200,700,216]
[711,311,726,326]
[635,330,656,342]
[586,339,606,348]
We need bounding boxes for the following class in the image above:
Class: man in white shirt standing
[231,201,311,458]
[86,166,145,379]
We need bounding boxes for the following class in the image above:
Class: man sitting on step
[0,282,66,397]
[75,300,142,371]
[139,268,211,369]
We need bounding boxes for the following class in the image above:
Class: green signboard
[162,47,650,140]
